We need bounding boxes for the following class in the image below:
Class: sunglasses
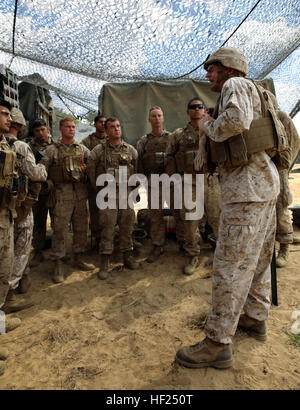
[188,104,204,110]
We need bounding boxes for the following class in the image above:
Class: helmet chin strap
[212,68,240,92]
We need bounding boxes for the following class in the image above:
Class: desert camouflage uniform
[137,130,172,247]
[166,123,202,256]
[0,136,15,308]
[87,140,138,255]
[40,141,90,260]
[202,77,280,344]
[275,111,300,244]
[5,137,47,290]
[81,132,107,246]
[29,135,53,250]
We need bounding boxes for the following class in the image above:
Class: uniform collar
[107,139,125,149]
[186,122,200,132]
[59,138,79,147]
[148,129,168,138]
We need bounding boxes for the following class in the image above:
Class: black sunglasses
[188,104,204,110]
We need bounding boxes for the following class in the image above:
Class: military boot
[74,253,95,271]
[97,254,110,280]
[183,255,200,275]
[123,251,139,270]
[276,243,289,268]
[5,317,21,333]
[17,274,31,294]
[146,245,163,263]
[53,259,64,283]
[238,314,267,341]
[2,290,34,314]
[176,337,234,369]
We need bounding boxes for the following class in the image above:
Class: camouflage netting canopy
[0,0,299,118]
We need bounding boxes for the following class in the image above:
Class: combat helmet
[11,107,26,126]
[204,47,248,76]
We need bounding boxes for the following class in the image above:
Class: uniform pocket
[215,203,258,262]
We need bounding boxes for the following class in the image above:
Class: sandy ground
[0,169,299,390]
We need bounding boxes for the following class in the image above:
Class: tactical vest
[175,126,199,174]
[209,81,290,170]
[96,142,134,183]
[0,138,17,211]
[48,143,87,184]
[142,133,169,175]
[8,139,41,221]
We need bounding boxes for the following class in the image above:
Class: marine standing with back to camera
[176,47,280,369]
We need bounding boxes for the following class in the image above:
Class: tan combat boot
[74,253,95,271]
[183,255,200,275]
[97,254,109,280]
[238,314,267,341]
[146,245,163,263]
[276,243,289,268]
[53,259,64,283]
[123,251,139,270]
[176,337,234,369]
[2,290,34,314]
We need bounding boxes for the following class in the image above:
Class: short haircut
[59,117,75,127]
[94,114,106,123]
[149,106,163,115]
[32,118,47,129]
[105,117,119,129]
[0,100,12,111]
[187,97,204,109]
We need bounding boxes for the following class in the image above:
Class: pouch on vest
[0,150,16,188]
[64,156,86,182]
[16,175,28,204]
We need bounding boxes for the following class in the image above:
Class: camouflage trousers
[99,204,135,255]
[276,169,293,244]
[51,198,88,260]
[171,183,200,256]
[88,185,101,242]
[9,211,33,290]
[32,194,52,250]
[205,200,276,344]
[148,185,167,247]
[0,209,14,308]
